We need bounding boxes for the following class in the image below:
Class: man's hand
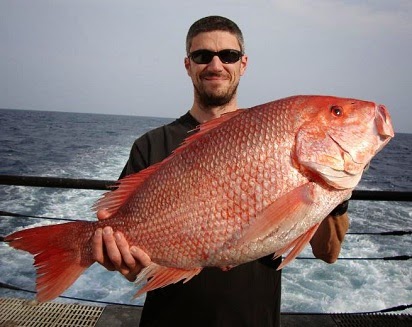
[92,210,151,282]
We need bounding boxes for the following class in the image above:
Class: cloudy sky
[1,0,411,132]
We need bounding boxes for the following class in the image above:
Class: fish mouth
[328,133,363,165]
[376,104,394,137]
[375,104,394,151]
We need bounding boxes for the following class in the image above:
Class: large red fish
[6,95,394,302]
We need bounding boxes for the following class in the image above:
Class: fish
[5,95,394,302]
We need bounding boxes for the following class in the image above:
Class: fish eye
[330,106,343,117]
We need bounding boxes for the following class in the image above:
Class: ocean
[0,108,411,314]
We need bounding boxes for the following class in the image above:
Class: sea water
[0,109,410,314]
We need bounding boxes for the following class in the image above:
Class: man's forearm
[310,210,350,263]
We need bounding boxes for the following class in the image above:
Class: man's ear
[240,55,248,76]
[184,57,191,75]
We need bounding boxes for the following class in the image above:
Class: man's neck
[189,101,238,123]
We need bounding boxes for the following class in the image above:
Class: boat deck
[1,297,411,326]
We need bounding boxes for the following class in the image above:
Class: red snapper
[6,95,394,302]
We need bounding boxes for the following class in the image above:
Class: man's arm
[310,201,350,263]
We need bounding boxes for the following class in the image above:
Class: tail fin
[5,221,94,302]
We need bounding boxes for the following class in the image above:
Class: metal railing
[1,174,411,201]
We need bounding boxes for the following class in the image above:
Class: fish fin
[93,110,244,218]
[272,237,300,260]
[5,222,93,302]
[237,183,316,245]
[175,110,243,156]
[93,164,161,217]
[275,222,321,270]
[134,263,202,297]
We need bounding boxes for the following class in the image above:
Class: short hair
[186,16,245,54]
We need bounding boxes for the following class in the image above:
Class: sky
[1,0,411,133]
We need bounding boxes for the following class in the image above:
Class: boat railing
[1,174,411,201]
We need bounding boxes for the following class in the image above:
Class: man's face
[185,31,248,108]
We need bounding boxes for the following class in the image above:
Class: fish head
[293,96,394,190]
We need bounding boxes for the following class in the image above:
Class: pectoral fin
[275,222,320,270]
[237,183,316,245]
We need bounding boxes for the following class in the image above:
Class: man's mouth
[201,73,228,81]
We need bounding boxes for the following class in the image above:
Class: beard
[194,74,239,108]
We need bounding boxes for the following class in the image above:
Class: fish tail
[5,221,94,302]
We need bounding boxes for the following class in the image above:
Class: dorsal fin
[93,110,244,217]
[93,163,161,217]
[173,110,243,156]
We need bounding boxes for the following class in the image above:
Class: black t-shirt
[121,111,282,327]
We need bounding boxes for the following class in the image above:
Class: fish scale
[5,95,394,301]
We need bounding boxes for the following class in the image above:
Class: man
[92,16,349,326]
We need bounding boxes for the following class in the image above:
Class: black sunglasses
[188,49,243,64]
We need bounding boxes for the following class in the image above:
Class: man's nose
[207,55,224,71]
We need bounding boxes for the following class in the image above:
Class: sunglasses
[188,49,243,64]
